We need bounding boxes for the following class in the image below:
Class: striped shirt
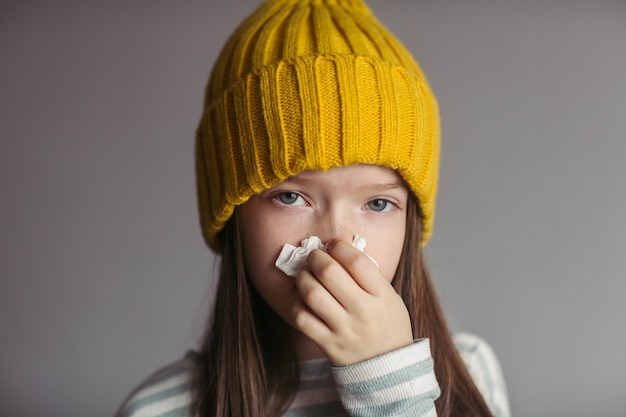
[115,333,510,417]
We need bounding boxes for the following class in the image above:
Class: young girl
[116,0,510,416]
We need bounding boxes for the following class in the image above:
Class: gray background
[2,1,625,416]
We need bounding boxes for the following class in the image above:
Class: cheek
[241,229,278,280]
[370,219,406,282]
[241,234,288,307]
[240,206,279,260]
[240,213,294,289]
[378,243,404,282]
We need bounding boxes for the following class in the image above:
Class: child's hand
[292,239,414,366]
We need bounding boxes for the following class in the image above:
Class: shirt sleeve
[453,332,512,417]
[331,339,440,417]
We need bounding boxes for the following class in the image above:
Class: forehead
[279,164,406,189]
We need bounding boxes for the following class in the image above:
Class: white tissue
[275,235,378,277]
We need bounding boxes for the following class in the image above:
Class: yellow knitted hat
[196,0,440,251]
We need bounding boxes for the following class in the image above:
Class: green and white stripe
[115,334,510,417]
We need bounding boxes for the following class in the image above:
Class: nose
[317,207,355,245]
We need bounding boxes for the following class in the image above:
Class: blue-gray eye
[277,192,302,205]
[367,199,391,212]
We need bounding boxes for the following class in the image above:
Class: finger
[294,268,346,328]
[305,249,363,308]
[290,299,333,346]
[325,239,389,295]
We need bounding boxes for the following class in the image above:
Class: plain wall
[1,1,625,416]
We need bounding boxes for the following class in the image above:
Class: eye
[275,191,306,206]
[366,198,393,213]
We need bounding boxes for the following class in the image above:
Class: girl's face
[238,164,408,351]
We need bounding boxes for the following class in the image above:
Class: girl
[116,0,510,416]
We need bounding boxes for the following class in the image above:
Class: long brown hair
[194,192,493,417]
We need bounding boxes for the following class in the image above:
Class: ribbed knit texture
[114,334,511,417]
[196,0,440,251]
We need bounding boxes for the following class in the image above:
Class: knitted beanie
[196,0,440,252]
